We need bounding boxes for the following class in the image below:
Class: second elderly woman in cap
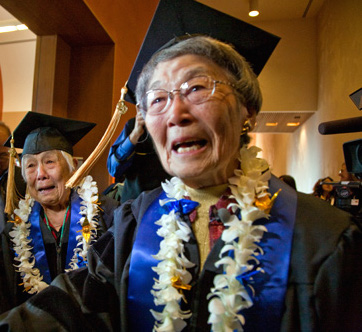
[0,113,119,314]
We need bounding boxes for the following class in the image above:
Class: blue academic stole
[28,192,85,284]
[127,179,297,331]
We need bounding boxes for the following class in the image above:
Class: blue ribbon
[236,269,261,286]
[242,176,297,331]
[235,270,261,300]
[29,202,52,284]
[162,199,199,215]
[127,194,198,331]
[127,192,168,331]
[27,191,83,284]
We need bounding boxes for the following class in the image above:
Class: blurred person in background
[312,176,336,205]
[279,174,297,190]
[338,162,357,182]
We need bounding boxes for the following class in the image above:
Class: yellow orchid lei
[9,175,100,294]
[151,146,275,331]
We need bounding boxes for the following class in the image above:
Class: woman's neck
[181,160,239,190]
[43,198,70,231]
[185,183,229,202]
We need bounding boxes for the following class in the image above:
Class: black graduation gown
[0,192,119,315]
[0,177,361,331]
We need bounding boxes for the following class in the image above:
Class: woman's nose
[167,93,193,127]
[36,164,47,179]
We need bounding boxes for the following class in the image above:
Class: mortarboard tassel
[66,84,129,189]
[5,136,21,216]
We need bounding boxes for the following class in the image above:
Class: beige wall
[256,17,318,112]
[251,0,361,193]
[0,29,35,130]
[247,16,320,190]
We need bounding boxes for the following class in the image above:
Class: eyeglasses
[139,75,235,115]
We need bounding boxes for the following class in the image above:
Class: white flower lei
[9,175,100,294]
[151,146,272,332]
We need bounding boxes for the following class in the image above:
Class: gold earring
[241,119,252,135]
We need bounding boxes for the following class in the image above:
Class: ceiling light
[16,24,28,31]
[249,0,259,17]
[0,24,28,34]
[287,122,300,127]
[266,122,278,126]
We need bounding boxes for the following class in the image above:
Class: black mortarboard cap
[5,112,96,156]
[125,0,280,104]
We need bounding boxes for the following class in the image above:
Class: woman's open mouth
[38,185,55,193]
[173,139,207,153]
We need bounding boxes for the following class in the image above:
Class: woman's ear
[245,109,257,131]
[72,158,79,173]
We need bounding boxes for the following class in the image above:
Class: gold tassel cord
[5,136,20,216]
[66,84,129,189]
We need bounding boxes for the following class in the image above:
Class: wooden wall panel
[0,0,112,46]
[68,44,114,192]
[32,35,71,118]
[0,66,2,119]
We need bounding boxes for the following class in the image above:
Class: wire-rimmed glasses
[138,75,235,115]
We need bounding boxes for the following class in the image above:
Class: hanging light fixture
[249,0,260,17]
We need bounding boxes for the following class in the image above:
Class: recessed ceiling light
[0,24,28,34]
[249,0,260,17]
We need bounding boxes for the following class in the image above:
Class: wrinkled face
[144,54,249,188]
[23,150,73,209]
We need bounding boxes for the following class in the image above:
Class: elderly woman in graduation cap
[1,0,362,331]
[0,112,119,314]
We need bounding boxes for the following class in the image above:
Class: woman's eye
[45,159,55,165]
[151,96,167,105]
[189,84,207,94]
[147,91,168,109]
[26,163,35,169]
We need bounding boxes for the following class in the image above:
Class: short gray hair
[21,150,76,182]
[135,36,262,115]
